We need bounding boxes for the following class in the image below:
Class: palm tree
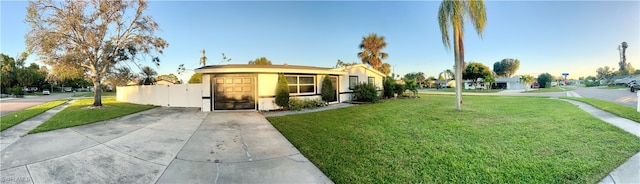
[379,63,391,76]
[200,49,207,66]
[139,66,157,85]
[439,69,455,80]
[520,74,535,91]
[438,0,487,110]
[621,42,628,71]
[358,33,388,69]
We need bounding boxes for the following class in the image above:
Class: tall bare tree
[438,0,487,110]
[104,66,137,90]
[25,0,168,106]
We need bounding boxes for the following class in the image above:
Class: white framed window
[368,77,375,84]
[286,75,315,94]
[349,76,358,90]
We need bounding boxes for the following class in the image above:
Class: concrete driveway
[0,108,331,183]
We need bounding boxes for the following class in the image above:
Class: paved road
[570,86,638,108]
[0,93,74,116]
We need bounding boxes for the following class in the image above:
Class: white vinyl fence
[117,84,202,108]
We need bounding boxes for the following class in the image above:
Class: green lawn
[430,88,503,93]
[0,99,70,131]
[267,95,640,183]
[29,97,155,133]
[598,85,629,89]
[524,87,572,93]
[73,91,116,97]
[564,97,640,123]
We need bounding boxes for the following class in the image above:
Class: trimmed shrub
[288,97,326,111]
[383,77,394,98]
[404,79,418,96]
[275,74,290,108]
[321,76,335,103]
[585,81,600,87]
[354,82,379,103]
[537,73,553,88]
[10,86,24,95]
[393,83,405,96]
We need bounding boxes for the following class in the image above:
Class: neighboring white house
[613,75,634,85]
[194,64,385,112]
[463,78,487,90]
[156,79,176,85]
[495,77,525,90]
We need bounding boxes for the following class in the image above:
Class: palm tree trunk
[454,28,463,110]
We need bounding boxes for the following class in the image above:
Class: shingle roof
[196,64,333,70]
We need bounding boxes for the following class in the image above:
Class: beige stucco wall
[258,74,278,97]
[201,74,211,111]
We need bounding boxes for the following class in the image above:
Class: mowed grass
[430,88,503,93]
[267,95,640,183]
[73,91,116,97]
[0,99,69,131]
[564,97,640,123]
[30,97,155,133]
[525,87,572,93]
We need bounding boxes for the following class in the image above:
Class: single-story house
[565,79,583,85]
[612,75,633,85]
[194,64,385,112]
[464,78,487,90]
[599,77,608,85]
[156,79,176,85]
[494,77,525,90]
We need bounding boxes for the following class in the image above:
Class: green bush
[288,97,326,111]
[321,76,335,103]
[585,81,600,87]
[383,77,394,98]
[393,83,405,96]
[9,86,24,95]
[537,73,553,88]
[404,79,418,96]
[354,82,379,103]
[275,74,290,108]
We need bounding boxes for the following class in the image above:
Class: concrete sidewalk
[561,99,640,184]
[0,99,75,151]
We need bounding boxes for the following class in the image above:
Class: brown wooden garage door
[213,75,255,110]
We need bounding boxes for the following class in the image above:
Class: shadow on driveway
[0,108,331,183]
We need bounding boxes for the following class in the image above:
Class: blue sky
[2,1,639,82]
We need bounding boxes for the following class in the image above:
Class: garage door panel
[213,76,255,110]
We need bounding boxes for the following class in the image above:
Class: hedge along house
[195,64,385,112]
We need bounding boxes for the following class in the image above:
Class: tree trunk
[93,78,102,106]
[454,28,463,111]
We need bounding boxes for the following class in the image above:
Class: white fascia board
[196,67,345,75]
